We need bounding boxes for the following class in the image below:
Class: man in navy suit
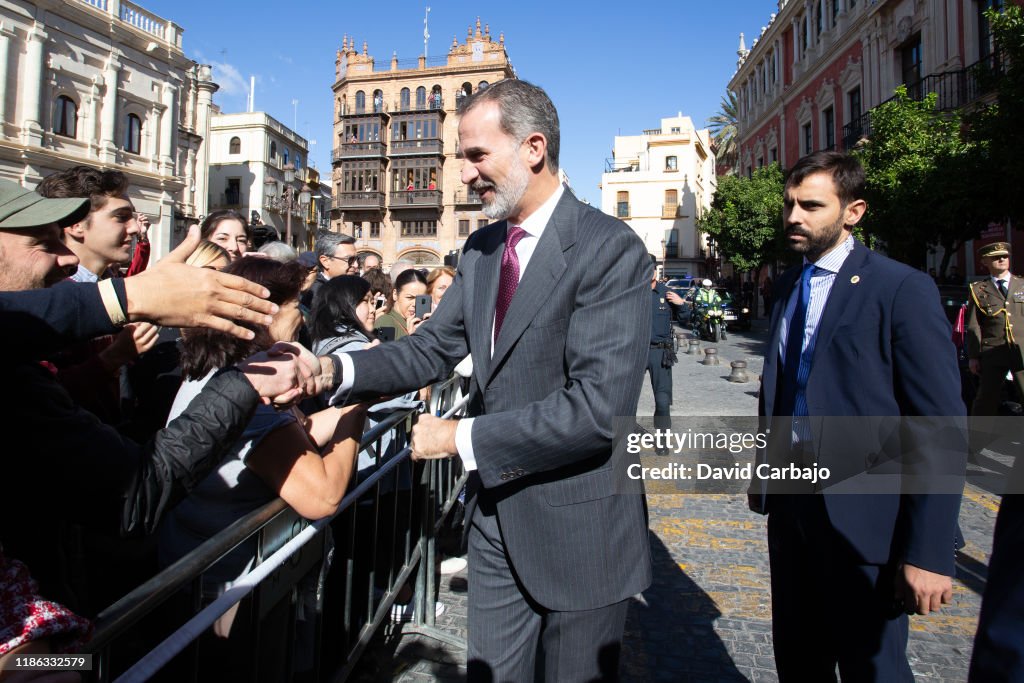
[752,152,965,681]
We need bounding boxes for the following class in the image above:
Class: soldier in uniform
[649,258,683,428]
[966,241,1024,415]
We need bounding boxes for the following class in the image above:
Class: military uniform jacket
[965,275,1024,358]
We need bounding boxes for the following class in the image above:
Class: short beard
[476,156,530,221]
[787,214,847,262]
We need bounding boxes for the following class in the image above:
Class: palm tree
[708,91,739,173]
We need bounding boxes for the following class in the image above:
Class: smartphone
[374,295,387,310]
[414,294,433,320]
[375,326,396,342]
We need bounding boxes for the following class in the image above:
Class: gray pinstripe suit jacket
[343,191,653,611]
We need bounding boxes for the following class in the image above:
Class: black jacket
[0,362,260,614]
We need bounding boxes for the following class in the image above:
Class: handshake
[235,341,336,407]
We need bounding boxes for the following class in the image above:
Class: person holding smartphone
[374,269,427,340]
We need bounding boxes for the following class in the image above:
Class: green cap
[0,178,90,230]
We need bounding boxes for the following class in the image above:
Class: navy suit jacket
[756,239,966,575]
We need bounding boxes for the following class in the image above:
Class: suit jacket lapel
[808,241,870,370]
[470,222,506,383]
[486,194,576,385]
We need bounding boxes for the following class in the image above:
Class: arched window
[295,155,302,169]
[124,113,142,154]
[400,88,410,111]
[416,86,426,109]
[229,136,241,154]
[54,96,77,138]
[430,85,443,110]
[355,90,365,113]
[373,89,383,112]
[478,80,489,91]
[270,141,278,164]
[283,148,290,166]
[461,82,473,97]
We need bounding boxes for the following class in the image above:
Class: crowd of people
[0,164,462,678]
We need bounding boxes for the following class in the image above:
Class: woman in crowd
[363,267,392,314]
[374,269,427,340]
[309,275,376,357]
[159,259,366,592]
[199,209,251,262]
[426,266,455,306]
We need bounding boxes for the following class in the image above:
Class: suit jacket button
[516,469,525,476]
[500,473,509,481]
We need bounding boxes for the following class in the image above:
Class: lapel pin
[850,275,860,284]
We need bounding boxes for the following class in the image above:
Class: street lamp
[264,163,312,247]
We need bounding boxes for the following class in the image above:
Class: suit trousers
[969,494,1024,682]
[646,347,673,430]
[767,496,913,682]
[972,345,1024,416]
[466,491,630,683]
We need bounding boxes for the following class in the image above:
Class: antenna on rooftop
[424,6,431,58]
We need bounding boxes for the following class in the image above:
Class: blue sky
[143,0,773,204]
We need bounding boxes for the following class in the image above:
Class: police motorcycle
[689,280,727,342]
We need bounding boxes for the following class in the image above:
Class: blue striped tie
[777,264,815,417]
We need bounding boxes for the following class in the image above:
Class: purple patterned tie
[494,225,528,339]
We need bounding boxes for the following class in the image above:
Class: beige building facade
[600,114,717,278]
[330,18,515,267]
[207,111,318,249]
[0,0,216,260]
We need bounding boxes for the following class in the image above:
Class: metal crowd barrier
[84,375,469,682]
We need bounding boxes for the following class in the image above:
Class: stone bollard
[728,360,749,383]
[701,348,720,366]
[686,339,701,355]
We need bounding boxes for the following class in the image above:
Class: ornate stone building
[600,114,717,279]
[730,0,1001,172]
[330,18,515,267]
[729,0,1006,272]
[0,0,216,259]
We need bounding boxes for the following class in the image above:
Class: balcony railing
[393,96,445,113]
[454,188,482,205]
[840,49,1003,151]
[605,158,643,173]
[331,141,386,162]
[389,189,442,209]
[217,192,243,208]
[662,204,680,219]
[389,138,443,156]
[332,191,386,211]
[77,0,182,48]
[665,245,679,259]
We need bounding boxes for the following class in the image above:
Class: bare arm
[245,404,367,520]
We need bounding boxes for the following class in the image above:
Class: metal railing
[85,375,469,682]
[332,191,386,210]
[332,142,386,161]
[840,49,1003,151]
[389,189,442,209]
[390,139,443,156]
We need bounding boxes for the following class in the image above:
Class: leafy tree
[968,5,1024,225]
[708,91,739,173]
[699,163,785,272]
[853,86,992,273]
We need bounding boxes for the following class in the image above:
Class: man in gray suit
[328,79,652,681]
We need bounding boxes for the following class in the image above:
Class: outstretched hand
[122,226,278,339]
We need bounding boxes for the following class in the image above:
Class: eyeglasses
[326,254,359,266]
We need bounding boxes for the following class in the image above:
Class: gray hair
[258,240,298,263]
[314,230,356,269]
[457,78,560,174]
[389,259,416,278]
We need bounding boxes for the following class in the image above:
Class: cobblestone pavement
[356,318,1000,682]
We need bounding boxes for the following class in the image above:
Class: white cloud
[192,50,253,99]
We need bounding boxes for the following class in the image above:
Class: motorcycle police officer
[966,241,1024,415]
[650,259,683,427]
